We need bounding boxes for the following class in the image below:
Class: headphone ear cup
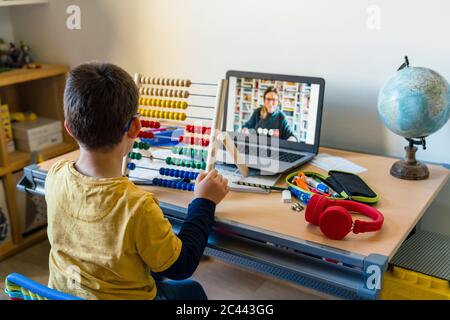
[305,195,328,225]
[318,206,353,240]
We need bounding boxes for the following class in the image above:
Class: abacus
[123,73,249,192]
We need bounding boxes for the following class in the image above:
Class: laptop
[216,70,325,175]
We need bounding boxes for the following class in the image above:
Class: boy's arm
[135,197,215,280]
[156,198,215,280]
[137,170,227,280]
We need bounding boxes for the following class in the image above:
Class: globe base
[390,146,429,180]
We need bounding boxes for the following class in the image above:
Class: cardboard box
[13,171,47,237]
[12,117,63,152]
[0,103,15,153]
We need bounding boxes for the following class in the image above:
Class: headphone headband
[329,199,384,234]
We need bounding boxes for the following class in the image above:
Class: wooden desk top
[38,148,449,260]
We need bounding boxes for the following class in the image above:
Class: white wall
[8,0,450,233]
[0,8,14,42]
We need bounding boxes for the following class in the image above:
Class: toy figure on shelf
[18,42,33,66]
[0,40,40,70]
[8,42,20,67]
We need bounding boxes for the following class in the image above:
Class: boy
[45,62,229,300]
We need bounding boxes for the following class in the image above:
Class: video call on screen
[227,77,321,145]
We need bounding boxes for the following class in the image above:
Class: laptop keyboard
[220,144,305,163]
[278,152,305,163]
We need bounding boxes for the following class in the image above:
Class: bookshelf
[0,65,77,261]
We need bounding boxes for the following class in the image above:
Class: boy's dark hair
[64,62,139,151]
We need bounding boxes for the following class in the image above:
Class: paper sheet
[215,163,281,193]
[311,153,367,174]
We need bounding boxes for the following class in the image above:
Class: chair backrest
[4,273,83,300]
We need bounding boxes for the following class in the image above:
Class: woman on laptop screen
[241,87,297,141]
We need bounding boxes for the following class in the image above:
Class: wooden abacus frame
[123,73,249,181]
[207,79,249,176]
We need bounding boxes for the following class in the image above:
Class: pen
[305,177,329,194]
[288,186,311,204]
[311,188,330,197]
[234,181,288,191]
[315,179,340,198]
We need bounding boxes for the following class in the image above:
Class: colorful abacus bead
[133,141,150,150]
[138,131,155,139]
[142,110,187,121]
[128,163,136,170]
[158,168,200,180]
[185,126,211,135]
[165,157,206,169]
[171,147,180,155]
[128,152,143,160]
[140,142,150,150]
[171,147,208,160]
[152,178,195,192]
[178,136,210,147]
[140,120,161,129]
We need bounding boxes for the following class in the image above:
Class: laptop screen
[224,71,325,153]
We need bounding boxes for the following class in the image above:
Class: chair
[4,273,83,300]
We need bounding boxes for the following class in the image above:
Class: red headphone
[305,195,384,240]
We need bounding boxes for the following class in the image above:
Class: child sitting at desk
[45,62,229,300]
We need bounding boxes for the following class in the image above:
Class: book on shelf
[0,100,15,153]
[0,180,12,248]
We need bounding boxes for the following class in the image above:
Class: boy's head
[64,62,140,152]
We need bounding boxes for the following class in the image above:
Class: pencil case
[286,170,379,204]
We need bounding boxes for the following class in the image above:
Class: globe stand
[390,138,429,180]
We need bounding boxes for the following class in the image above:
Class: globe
[377,58,450,180]
[378,66,450,139]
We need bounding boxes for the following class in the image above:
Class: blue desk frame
[18,164,389,300]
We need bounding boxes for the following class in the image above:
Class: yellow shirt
[45,160,182,300]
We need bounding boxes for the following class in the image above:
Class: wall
[8,0,450,234]
[0,7,14,43]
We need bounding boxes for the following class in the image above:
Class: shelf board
[0,0,48,7]
[5,142,77,174]
[0,64,69,87]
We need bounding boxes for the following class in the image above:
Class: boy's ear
[64,120,74,138]
[127,117,142,139]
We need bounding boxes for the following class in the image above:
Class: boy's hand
[194,169,229,205]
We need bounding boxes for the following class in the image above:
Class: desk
[18,147,449,299]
